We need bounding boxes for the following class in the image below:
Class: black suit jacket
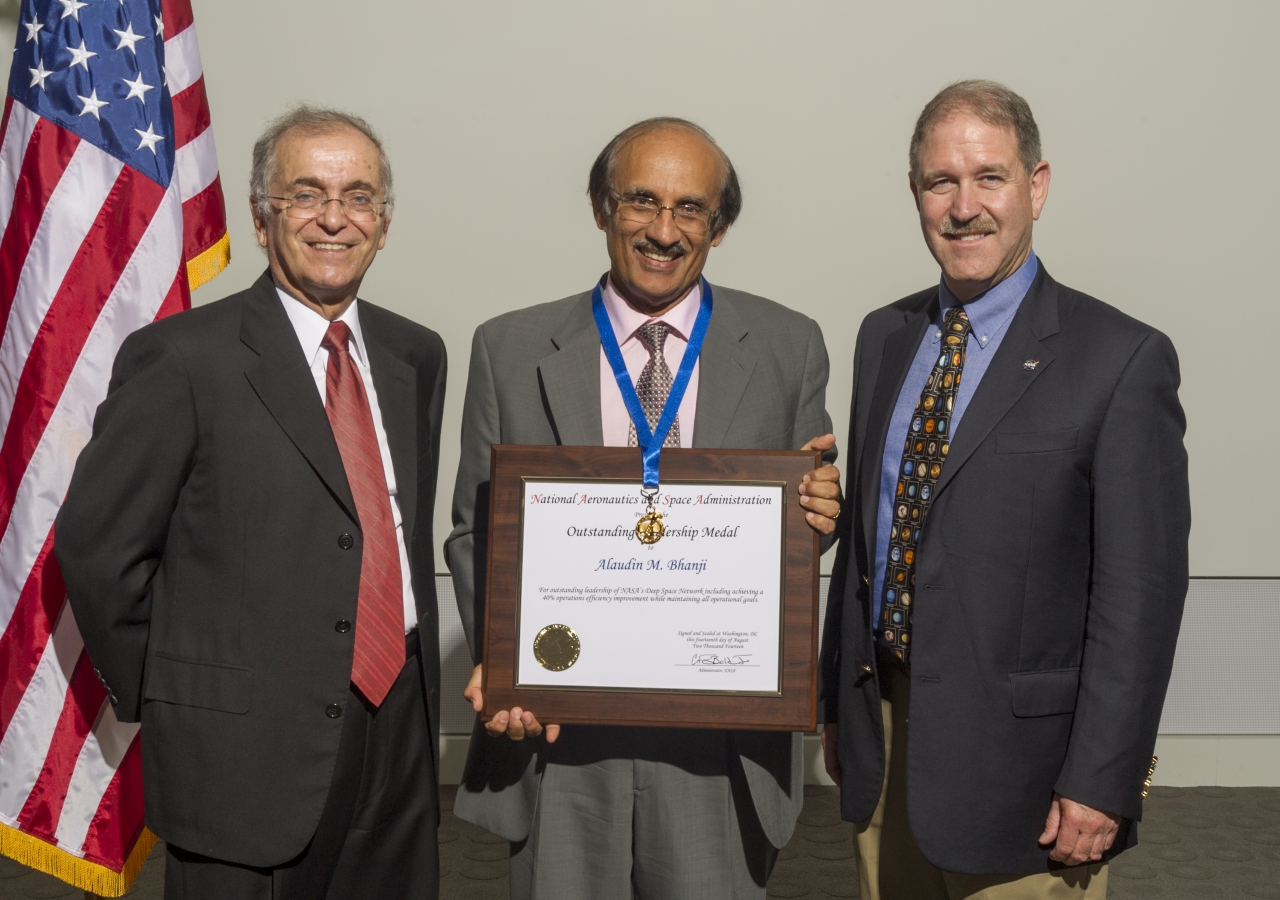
[818,263,1190,874]
[55,271,447,867]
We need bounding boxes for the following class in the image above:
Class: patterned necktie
[627,321,681,449]
[880,306,972,667]
[321,321,405,707]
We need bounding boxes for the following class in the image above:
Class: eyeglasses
[266,190,388,223]
[609,191,717,237]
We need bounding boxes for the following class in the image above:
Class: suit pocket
[145,653,253,714]
[994,426,1079,454]
[1009,667,1079,717]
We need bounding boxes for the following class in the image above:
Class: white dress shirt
[277,287,417,633]
[598,277,701,448]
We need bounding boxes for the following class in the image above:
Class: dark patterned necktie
[880,306,972,667]
[627,321,681,449]
[321,321,405,707]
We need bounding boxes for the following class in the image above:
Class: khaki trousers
[852,648,1108,900]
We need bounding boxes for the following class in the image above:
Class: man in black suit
[55,106,446,899]
[819,80,1190,899]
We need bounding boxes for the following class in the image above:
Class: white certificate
[515,480,785,694]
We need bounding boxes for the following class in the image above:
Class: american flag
[0,0,228,892]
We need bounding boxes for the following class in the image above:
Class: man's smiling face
[594,126,727,316]
[910,112,1049,301]
[252,124,391,317]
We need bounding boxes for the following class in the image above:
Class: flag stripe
[79,737,146,869]
[17,654,104,838]
[182,176,228,261]
[0,120,81,344]
[171,77,211,150]
[53,700,138,852]
[0,100,41,250]
[154,266,191,323]
[160,0,196,45]
[0,144,123,441]
[0,168,169,542]
[0,97,12,154]
[0,605,82,821]
[0,189,183,641]
[174,127,219,204]
[0,530,64,742]
[164,25,203,98]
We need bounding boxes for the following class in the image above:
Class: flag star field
[9,0,174,186]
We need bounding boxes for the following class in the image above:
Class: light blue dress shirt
[871,251,1040,637]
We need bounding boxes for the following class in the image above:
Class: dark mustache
[633,239,687,257]
[939,215,997,237]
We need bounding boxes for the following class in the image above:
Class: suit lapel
[692,286,754,450]
[933,270,1059,498]
[362,315,418,543]
[857,296,936,571]
[241,273,357,522]
[538,292,604,446]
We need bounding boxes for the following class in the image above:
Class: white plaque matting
[515,480,785,694]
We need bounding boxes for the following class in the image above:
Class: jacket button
[335,619,352,634]
[860,664,873,674]
[325,704,342,718]
[338,533,354,550]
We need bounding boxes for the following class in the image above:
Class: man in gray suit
[446,117,842,899]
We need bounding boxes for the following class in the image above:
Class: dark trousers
[164,632,438,900]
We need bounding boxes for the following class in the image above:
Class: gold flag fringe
[0,821,157,898]
[185,231,231,292]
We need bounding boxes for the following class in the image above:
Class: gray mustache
[939,215,997,237]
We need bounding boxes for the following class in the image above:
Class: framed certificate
[480,444,821,731]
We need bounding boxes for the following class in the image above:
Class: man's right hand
[821,725,841,787]
[464,664,561,743]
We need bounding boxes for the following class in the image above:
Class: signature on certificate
[685,653,755,666]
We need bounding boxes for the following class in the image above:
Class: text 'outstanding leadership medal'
[592,279,713,545]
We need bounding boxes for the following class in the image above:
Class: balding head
[588,117,742,233]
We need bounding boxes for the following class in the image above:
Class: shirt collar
[601,276,702,345]
[276,285,368,368]
[937,249,1038,346]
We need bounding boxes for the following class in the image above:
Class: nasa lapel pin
[1023,359,1040,371]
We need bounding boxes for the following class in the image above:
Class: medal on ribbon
[592,278,713,546]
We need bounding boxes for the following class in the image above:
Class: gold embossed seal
[533,624,581,671]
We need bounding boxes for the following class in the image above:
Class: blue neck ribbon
[592,278,714,490]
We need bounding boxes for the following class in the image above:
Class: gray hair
[909,80,1042,182]
[588,117,742,233]
[250,104,394,217]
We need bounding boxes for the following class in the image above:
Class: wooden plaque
[481,444,820,731]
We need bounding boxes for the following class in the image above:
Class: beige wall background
[3,1,1275,575]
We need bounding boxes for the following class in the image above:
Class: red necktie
[322,321,404,707]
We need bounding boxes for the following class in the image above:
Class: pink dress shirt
[598,278,701,448]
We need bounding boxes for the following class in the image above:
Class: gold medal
[636,509,665,544]
[635,488,664,544]
[533,624,581,671]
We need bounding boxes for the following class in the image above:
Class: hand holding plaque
[797,433,842,535]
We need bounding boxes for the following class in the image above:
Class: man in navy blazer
[819,80,1190,900]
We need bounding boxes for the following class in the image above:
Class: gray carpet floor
[1,785,1277,898]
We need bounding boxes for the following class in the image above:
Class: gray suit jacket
[445,280,835,848]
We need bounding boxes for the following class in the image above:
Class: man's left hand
[1038,792,1121,865]
[799,434,842,535]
